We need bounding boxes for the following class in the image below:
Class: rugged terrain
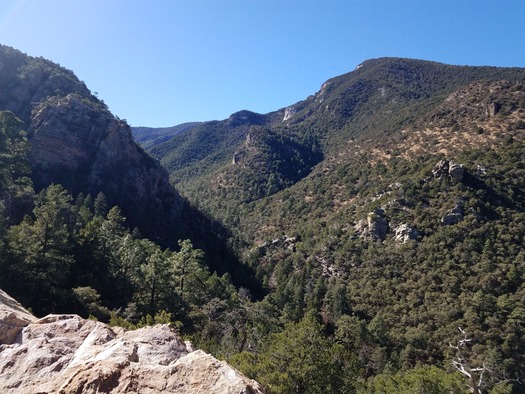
[136,59,525,392]
[2,42,525,392]
[0,289,264,394]
[140,58,525,235]
[0,44,257,291]
[0,44,187,244]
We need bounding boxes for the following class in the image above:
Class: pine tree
[6,184,74,314]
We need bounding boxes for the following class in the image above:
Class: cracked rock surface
[0,289,264,394]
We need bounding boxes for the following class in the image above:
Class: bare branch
[450,327,520,393]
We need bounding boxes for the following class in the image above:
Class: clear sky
[1,0,524,127]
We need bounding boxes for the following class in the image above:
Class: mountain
[132,122,201,150]
[0,44,185,244]
[3,42,525,391]
[144,58,525,236]
[140,58,525,390]
[0,44,260,299]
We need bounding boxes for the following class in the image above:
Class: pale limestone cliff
[0,289,264,394]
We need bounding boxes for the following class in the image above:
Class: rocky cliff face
[0,289,264,394]
[0,44,184,244]
[28,92,184,241]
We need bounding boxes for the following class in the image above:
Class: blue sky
[1,1,524,127]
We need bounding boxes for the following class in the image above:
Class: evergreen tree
[171,239,206,304]
[6,184,74,314]
[239,312,358,394]
[93,192,109,217]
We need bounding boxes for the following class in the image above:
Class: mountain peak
[0,44,186,245]
[227,109,267,127]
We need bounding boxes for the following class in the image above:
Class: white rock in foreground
[0,289,37,345]
[0,289,264,394]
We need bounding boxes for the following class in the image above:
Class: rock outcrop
[355,208,389,241]
[282,106,296,121]
[441,202,464,225]
[0,289,37,345]
[448,161,464,182]
[0,289,265,394]
[27,93,184,242]
[432,159,464,182]
[393,223,418,243]
[0,44,185,245]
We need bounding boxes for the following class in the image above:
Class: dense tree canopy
[2,57,525,394]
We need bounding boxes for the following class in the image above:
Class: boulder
[441,203,464,225]
[0,289,37,345]
[433,160,464,182]
[0,290,265,394]
[486,101,501,117]
[355,208,389,241]
[432,160,449,178]
[448,161,464,182]
[393,223,418,243]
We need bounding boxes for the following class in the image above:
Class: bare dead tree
[449,327,519,394]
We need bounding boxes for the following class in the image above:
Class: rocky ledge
[0,289,264,394]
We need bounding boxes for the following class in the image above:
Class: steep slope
[149,109,323,206]
[0,45,95,123]
[140,60,525,388]
[236,80,525,389]
[241,79,525,244]
[146,58,525,231]
[0,44,184,243]
[3,44,525,389]
[150,110,280,176]
[0,44,261,298]
[29,94,185,242]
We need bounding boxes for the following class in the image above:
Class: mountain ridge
[0,44,182,242]
[133,59,525,390]
[0,44,259,293]
[137,57,525,227]
[132,122,201,150]
[2,45,525,392]
[136,57,525,143]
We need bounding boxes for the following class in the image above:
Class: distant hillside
[144,58,525,219]
[131,122,200,149]
[140,58,525,389]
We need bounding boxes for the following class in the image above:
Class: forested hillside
[132,122,201,150]
[2,44,525,393]
[0,43,258,291]
[145,59,525,221]
[138,59,525,393]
